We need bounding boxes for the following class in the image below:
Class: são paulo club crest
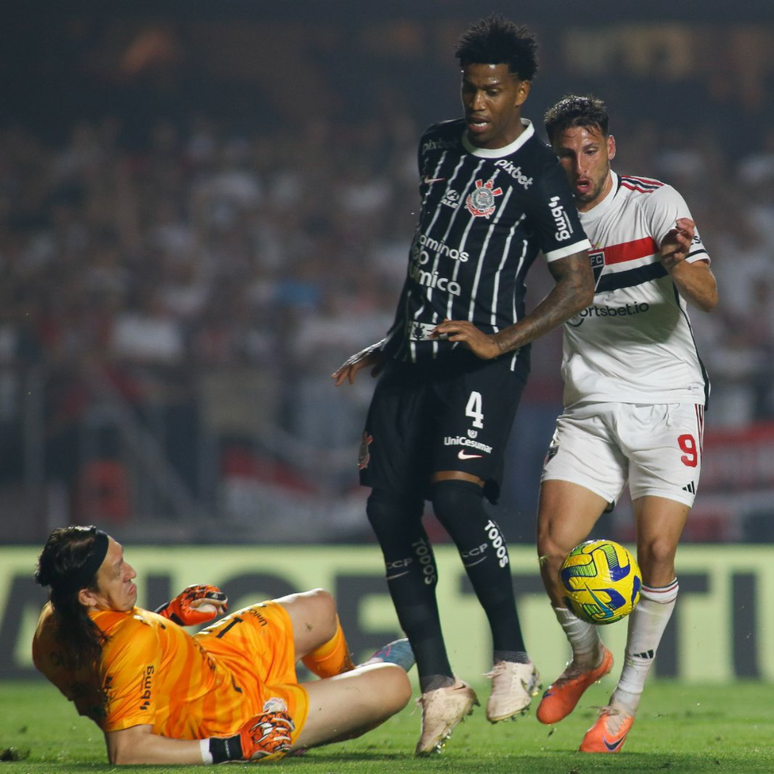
[590,249,605,289]
[466,178,503,218]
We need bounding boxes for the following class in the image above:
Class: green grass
[2,678,772,773]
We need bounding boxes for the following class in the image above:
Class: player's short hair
[455,15,539,81]
[544,95,609,144]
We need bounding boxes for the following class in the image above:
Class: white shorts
[541,402,705,508]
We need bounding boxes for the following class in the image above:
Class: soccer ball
[560,539,642,625]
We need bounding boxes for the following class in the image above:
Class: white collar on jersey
[578,170,619,223]
[461,118,534,158]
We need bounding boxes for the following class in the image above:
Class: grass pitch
[2,678,771,773]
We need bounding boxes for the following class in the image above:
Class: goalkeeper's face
[88,537,138,612]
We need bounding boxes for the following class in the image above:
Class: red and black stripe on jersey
[383,118,588,367]
[592,179,709,294]
[619,175,664,194]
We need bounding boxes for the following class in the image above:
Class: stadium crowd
[2,94,773,539]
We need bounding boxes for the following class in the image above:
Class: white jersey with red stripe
[561,171,710,408]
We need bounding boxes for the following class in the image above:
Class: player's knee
[537,530,567,566]
[366,489,435,589]
[312,587,337,617]
[430,479,495,553]
[299,588,338,639]
[638,536,677,575]
[366,489,423,540]
[431,480,516,574]
[430,479,483,530]
[365,490,394,538]
[372,663,412,713]
[390,665,413,711]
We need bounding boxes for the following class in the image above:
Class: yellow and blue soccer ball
[560,539,642,625]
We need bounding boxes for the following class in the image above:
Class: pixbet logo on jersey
[421,137,457,154]
[466,178,502,218]
[494,159,533,189]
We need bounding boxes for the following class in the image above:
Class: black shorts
[359,351,528,503]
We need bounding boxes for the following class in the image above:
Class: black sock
[420,674,456,693]
[367,489,454,681]
[432,480,526,654]
[493,649,530,665]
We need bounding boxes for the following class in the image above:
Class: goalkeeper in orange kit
[32,526,413,765]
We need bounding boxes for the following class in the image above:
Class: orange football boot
[579,706,634,753]
[536,646,613,725]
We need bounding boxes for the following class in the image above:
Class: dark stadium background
[1,0,772,546]
[0,0,772,685]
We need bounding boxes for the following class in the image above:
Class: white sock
[610,579,679,715]
[554,607,603,669]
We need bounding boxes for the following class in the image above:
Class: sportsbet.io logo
[567,301,651,328]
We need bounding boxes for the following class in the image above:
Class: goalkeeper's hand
[238,710,295,761]
[155,584,228,626]
[206,710,295,763]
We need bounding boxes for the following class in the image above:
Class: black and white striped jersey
[382,118,590,367]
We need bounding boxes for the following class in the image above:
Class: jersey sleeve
[529,161,590,262]
[646,184,711,265]
[100,616,162,732]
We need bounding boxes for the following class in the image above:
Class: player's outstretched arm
[432,250,593,358]
[106,724,211,765]
[332,340,386,386]
[660,218,718,312]
[155,584,228,626]
[106,711,295,765]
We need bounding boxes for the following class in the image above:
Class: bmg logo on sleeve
[548,196,574,240]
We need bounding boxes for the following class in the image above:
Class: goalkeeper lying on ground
[32,525,413,765]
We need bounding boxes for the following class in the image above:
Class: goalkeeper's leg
[292,663,412,751]
[301,614,355,677]
[276,588,355,674]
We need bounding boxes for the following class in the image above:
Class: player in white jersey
[531,95,718,753]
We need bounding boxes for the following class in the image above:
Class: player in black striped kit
[334,15,593,754]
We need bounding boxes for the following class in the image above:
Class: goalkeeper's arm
[105,712,295,765]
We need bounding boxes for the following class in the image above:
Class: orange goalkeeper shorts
[196,600,309,742]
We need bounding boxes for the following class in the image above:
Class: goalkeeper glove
[155,584,228,626]
[207,710,295,763]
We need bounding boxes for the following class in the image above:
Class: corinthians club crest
[466,178,503,218]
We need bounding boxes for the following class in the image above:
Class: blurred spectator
[1,12,773,543]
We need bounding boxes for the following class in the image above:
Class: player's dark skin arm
[331,340,386,386]
[430,250,594,359]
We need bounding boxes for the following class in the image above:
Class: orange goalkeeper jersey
[32,601,308,740]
